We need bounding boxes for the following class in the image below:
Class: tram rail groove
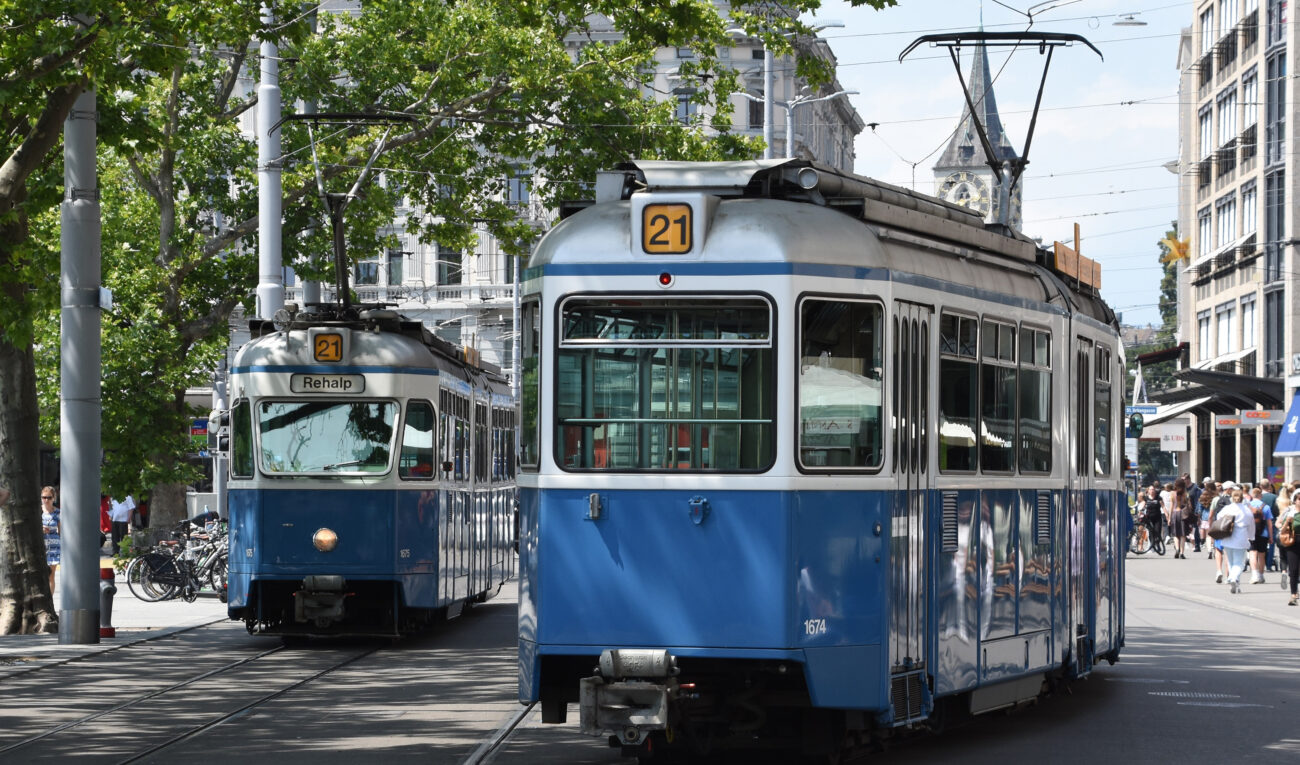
[113,646,380,765]
[462,701,536,765]
[0,645,286,757]
[0,617,229,682]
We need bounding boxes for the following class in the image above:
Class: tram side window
[798,298,883,470]
[475,403,489,483]
[231,399,253,478]
[555,296,774,471]
[1094,346,1113,476]
[1018,327,1052,473]
[399,401,435,479]
[520,300,541,469]
[938,313,978,472]
[980,319,1017,473]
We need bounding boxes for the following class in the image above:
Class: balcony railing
[285,282,516,307]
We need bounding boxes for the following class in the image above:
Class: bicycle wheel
[1151,525,1166,556]
[126,554,175,601]
[207,551,228,595]
[1129,524,1151,555]
[139,552,183,601]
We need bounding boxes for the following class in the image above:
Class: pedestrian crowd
[1141,473,1300,605]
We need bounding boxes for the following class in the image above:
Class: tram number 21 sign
[642,203,692,254]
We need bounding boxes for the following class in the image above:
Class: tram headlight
[313,527,339,552]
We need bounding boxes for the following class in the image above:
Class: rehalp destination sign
[290,373,366,394]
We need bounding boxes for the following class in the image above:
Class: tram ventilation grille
[1036,491,1052,544]
[941,492,958,552]
[890,672,925,724]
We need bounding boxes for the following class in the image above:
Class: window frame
[796,294,886,474]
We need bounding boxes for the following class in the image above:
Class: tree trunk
[149,482,190,531]
[0,212,57,633]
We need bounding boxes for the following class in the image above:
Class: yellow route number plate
[314,332,344,362]
[642,203,692,254]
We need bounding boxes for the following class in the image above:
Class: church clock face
[938,171,991,215]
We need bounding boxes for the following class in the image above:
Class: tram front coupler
[293,574,348,628]
[580,649,680,746]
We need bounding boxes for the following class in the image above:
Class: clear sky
[807,0,1187,328]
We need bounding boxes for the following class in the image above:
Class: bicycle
[1128,511,1165,556]
[126,521,228,602]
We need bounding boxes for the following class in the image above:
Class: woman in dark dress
[1168,479,1193,559]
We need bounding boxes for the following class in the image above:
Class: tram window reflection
[939,313,978,472]
[798,298,883,470]
[399,401,435,479]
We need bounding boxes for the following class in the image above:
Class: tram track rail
[0,616,229,682]
[1,626,382,764]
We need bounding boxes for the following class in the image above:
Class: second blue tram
[517,159,1125,759]
[225,306,516,636]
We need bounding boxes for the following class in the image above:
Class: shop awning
[1172,367,1285,409]
[1145,396,1213,427]
[1191,346,1256,371]
[1273,395,1300,457]
[1134,342,1188,366]
[1184,231,1254,273]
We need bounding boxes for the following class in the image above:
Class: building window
[354,260,380,285]
[1241,294,1257,350]
[1266,51,1286,164]
[506,170,530,207]
[1216,194,1237,247]
[1202,6,1216,53]
[1223,0,1240,26]
[1198,311,1212,361]
[748,93,763,130]
[1218,88,1238,145]
[1198,207,1214,256]
[1265,168,1284,282]
[1199,105,1214,158]
[387,248,404,285]
[436,246,462,285]
[675,94,696,125]
[1267,0,1287,45]
[1264,290,1285,376]
[1242,181,1258,233]
[1243,67,1259,126]
[676,47,694,59]
[1216,303,1237,355]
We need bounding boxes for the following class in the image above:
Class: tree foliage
[5,1,901,630]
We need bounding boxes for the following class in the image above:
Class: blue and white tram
[225,307,516,636]
[517,159,1125,759]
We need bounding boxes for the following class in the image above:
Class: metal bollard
[99,567,117,638]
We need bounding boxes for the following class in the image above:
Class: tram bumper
[580,649,679,746]
[293,575,349,628]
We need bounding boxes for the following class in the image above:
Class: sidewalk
[0,559,230,679]
[1125,547,1300,630]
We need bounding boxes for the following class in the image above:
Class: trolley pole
[59,85,102,644]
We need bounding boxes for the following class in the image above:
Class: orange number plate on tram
[642,204,693,254]
[313,333,344,362]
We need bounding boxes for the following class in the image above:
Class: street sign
[1125,404,1158,416]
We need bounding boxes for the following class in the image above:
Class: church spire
[934,45,1019,171]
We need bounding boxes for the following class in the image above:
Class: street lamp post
[737,89,857,159]
[726,21,844,159]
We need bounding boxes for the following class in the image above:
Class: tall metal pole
[59,87,102,644]
[256,3,284,320]
[763,47,775,160]
[211,359,228,519]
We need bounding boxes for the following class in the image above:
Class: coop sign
[290,374,365,394]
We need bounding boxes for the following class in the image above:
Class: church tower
[933,44,1023,229]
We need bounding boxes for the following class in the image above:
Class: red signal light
[658,272,674,287]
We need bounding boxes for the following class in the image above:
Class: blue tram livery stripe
[230,364,441,376]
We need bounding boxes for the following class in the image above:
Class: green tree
[0,0,268,634]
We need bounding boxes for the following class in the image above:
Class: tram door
[889,301,931,717]
[1068,337,1093,676]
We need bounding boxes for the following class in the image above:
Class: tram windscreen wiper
[321,459,365,471]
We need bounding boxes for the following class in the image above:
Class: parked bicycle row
[123,514,228,603]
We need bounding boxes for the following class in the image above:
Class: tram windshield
[256,400,397,475]
[555,296,774,471]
